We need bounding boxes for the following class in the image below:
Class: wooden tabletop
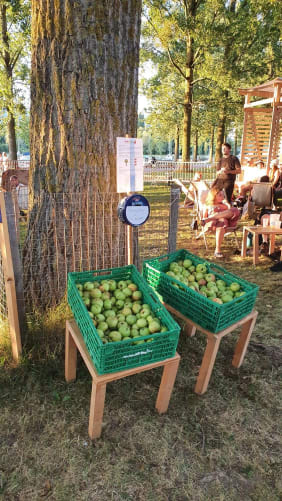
[244,225,282,234]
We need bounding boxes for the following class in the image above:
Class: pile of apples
[165,258,245,304]
[76,278,168,344]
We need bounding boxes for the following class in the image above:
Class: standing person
[216,143,241,204]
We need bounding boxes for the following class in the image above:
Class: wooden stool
[164,305,258,395]
[65,319,180,439]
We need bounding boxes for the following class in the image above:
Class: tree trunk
[208,126,214,162]
[23,0,142,308]
[0,4,18,161]
[182,34,194,162]
[192,130,198,161]
[215,94,228,161]
[8,111,17,160]
[174,125,179,161]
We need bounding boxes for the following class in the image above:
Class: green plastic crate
[142,249,259,333]
[67,265,180,374]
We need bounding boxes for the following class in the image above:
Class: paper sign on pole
[116,137,143,193]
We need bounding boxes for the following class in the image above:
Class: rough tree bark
[0,3,18,160]
[174,124,179,161]
[23,0,142,308]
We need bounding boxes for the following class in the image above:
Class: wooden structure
[241,224,282,266]
[239,78,282,172]
[0,191,24,361]
[65,318,180,440]
[164,304,258,395]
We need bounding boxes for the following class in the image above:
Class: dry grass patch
[1,205,282,500]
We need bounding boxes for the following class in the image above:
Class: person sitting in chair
[201,187,240,258]
[173,173,209,208]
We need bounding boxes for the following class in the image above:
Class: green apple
[123,287,133,297]
[235,291,245,298]
[188,265,195,272]
[183,259,193,268]
[212,297,223,304]
[84,281,94,291]
[95,313,105,322]
[136,318,147,329]
[118,280,127,290]
[109,331,122,342]
[161,326,168,332]
[118,323,131,337]
[103,299,112,310]
[121,306,132,317]
[115,299,125,310]
[149,320,161,333]
[205,273,216,282]
[127,282,138,292]
[216,279,226,289]
[132,302,141,314]
[99,282,110,292]
[126,314,137,326]
[139,308,150,318]
[103,309,115,317]
[107,316,118,329]
[230,282,241,292]
[83,297,90,307]
[131,328,140,337]
[91,288,102,298]
[132,290,142,301]
[96,329,105,339]
[108,280,117,291]
[221,293,233,303]
[139,327,150,336]
[122,337,131,341]
[114,290,126,300]
[116,313,125,322]
[97,321,108,332]
[196,263,207,274]
[195,272,204,281]
[76,283,83,290]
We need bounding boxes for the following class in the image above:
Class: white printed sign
[116,137,143,193]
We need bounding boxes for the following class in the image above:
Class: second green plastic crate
[142,249,259,333]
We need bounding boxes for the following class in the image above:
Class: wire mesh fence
[1,180,204,319]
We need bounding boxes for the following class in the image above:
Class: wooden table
[241,224,282,265]
[164,304,258,395]
[65,318,180,439]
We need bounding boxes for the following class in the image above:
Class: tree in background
[0,0,30,159]
[142,0,207,162]
[141,0,282,162]
[23,0,142,307]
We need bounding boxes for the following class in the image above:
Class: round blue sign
[117,194,150,227]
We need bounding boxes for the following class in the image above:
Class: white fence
[144,161,217,184]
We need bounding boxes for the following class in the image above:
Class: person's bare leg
[215,227,225,254]
[203,209,233,224]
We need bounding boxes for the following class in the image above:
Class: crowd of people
[175,142,282,268]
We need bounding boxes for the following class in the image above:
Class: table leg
[253,233,259,265]
[241,227,248,258]
[155,356,180,414]
[183,322,196,337]
[65,327,77,382]
[232,312,258,368]
[88,381,107,440]
[269,233,275,254]
[194,335,221,395]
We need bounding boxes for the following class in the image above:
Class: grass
[1,203,282,500]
